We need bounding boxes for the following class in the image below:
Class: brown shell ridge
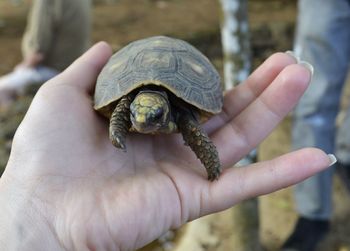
[94,36,223,118]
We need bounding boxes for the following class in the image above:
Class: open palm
[0,42,332,251]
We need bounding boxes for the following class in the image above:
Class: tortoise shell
[94,36,223,119]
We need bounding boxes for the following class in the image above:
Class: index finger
[204,52,297,134]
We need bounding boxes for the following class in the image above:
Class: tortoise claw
[207,164,221,181]
[110,132,127,152]
[109,95,132,153]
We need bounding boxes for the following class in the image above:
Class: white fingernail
[328,154,337,166]
[285,50,300,62]
[298,60,314,76]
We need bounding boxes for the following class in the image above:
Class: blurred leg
[293,0,350,220]
[0,66,59,107]
[282,0,350,250]
[336,108,350,164]
[0,66,58,93]
[35,66,59,82]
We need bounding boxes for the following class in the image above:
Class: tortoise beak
[132,123,159,134]
[130,115,159,133]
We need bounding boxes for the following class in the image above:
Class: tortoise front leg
[109,95,133,151]
[178,113,221,181]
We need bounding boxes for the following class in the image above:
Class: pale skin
[15,51,44,69]
[0,42,333,251]
[0,52,44,107]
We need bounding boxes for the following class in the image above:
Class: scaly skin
[109,95,133,150]
[110,92,221,181]
[130,91,170,133]
[178,114,221,181]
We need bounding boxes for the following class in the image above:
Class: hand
[0,42,333,251]
[15,51,44,69]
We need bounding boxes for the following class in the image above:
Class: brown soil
[0,1,349,250]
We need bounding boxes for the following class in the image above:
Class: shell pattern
[94,36,223,117]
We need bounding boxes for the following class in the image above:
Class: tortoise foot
[110,131,127,151]
[109,95,132,152]
[199,138,221,181]
[178,114,222,181]
[207,162,221,181]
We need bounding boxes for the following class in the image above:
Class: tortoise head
[130,91,170,133]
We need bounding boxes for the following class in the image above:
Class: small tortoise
[94,36,223,181]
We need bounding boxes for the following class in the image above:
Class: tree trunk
[220,1,262,250]
[220,0,251,89]
[173,2,260,250]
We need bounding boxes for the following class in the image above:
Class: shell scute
[94,36,223,117]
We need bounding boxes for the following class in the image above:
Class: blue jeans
[292,0,350,220]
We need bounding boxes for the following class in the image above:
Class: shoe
[280,217,330,251]
[336,162,350,193]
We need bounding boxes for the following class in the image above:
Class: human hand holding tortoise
[0,41,334,250]
[94,36,223,180]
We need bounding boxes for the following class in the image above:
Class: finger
[51,41,113,93]
[214,63,312,167]
[204,52,297,134]
[201,148,332,215]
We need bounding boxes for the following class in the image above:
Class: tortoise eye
[153,108,163,120]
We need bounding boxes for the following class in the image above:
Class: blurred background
[0,0,349,250]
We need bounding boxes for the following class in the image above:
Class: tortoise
[94,36,223,181]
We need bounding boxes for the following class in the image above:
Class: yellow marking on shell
[143,54,169,66]
[143,56,158,65]
[189,62,204,74]
[108,61,124,72]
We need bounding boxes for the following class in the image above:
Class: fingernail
[328,154,337,166]
[285,50,300,62]
[298,60,314,76]
[285,50,314,76]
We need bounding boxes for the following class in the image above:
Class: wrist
[22,51,44,67]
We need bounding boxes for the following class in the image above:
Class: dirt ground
[0,0,350,250]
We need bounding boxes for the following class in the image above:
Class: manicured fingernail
[285,50,314,76]
[328,154,337,166]
[298,60,314,76]
[285,50,300,62]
